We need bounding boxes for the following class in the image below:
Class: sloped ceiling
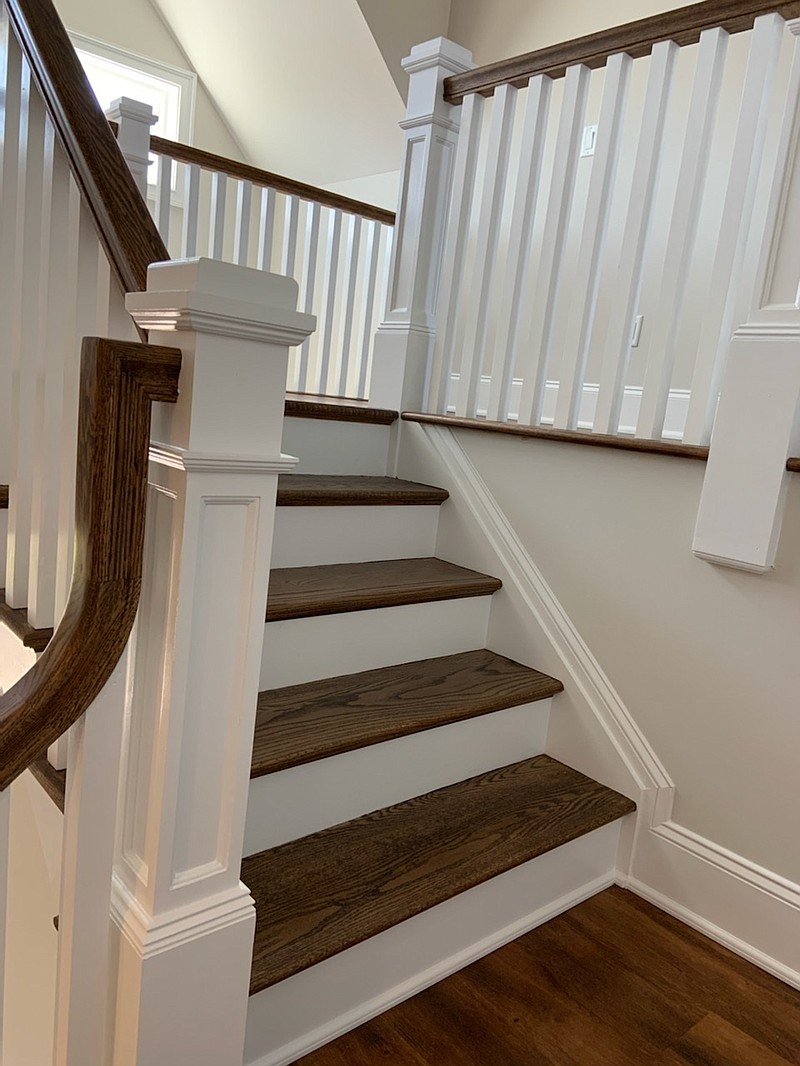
[149,0,405,185]
[355,0,452,100]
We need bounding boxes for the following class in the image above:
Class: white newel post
[368,38,473,411]
[106,98,157,197]
[115,258,313,1066]
[693,19,800,573]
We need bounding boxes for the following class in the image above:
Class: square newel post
[106,97,157,198]
[369,38,473,411]
[115,259,314,1066]
[693,20,800,573]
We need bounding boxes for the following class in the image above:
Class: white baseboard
[244,823,621,1066]
[623,820,800,991]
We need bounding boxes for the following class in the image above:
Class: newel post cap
[105,96,158,127]
[402,37,474,76]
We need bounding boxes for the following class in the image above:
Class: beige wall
[409,427,800,883]
[55,0,245,159]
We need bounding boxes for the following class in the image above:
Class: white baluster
[486,74,553,423]
[0,785,9,1062]
[456,83,517,418]
[427,90,484,413]
[356,219,383,399]
[281,194,300,277]
[633,32,731,440]
[181,163,201,258]
[338,214,362,396]
[297,200,321,393]
[553,52,632,431]
[256,186,276,271]
[155,153,172,242]
[0,11,22,483]
[593,38,684,435]
[121,258,314,1066]
[233,180,253,266]
[517,62,591,427]
[208,170,227,259]
[318,208,343,394]
[682,13,786,443]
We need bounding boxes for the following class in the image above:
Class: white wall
[54,0,245,159]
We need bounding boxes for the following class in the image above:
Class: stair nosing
[276,474,449,508]
[251,649,563,777]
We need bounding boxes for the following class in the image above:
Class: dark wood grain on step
[252,650,563,776]
[285,394,398,425]
[300,887,800,1065]
[403,412,711,460]
[788,457,800,472]
[0,485,8,509]
[276,475,449,508]
[0,590,53,653]
[29,754,66,812]
[266,558,502,622]
[443,0,800,102]
[243,755,634,992]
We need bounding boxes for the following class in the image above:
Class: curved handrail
[0,338,181,790]
[147,133,396,227]
[444,0,800,102]
[4,0,169,293]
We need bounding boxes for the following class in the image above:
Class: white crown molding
[420,423,675,810]
[149,443,299,475]
[376,321,436,339]
[692,548,771,573]
[400,113,461,134]
[110,873,254,960]
[127,300,315,347]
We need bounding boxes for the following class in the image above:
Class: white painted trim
[624,820,800,991]
[127,297,315,346]
[691,549,771,574]
[150,443,299,475]
[421,424,675,812]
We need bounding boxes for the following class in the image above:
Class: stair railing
[0,1,315,1062]
[381,1,800,447]
[116,119,395,402]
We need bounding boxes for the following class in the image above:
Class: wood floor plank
[276,474,448,507]
[265,558,502,622]
[243,755,635,993]
[251,649,563,776]
[656,1013,796,1066]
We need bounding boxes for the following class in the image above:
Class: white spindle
[593,39,684,435]
[181,163,201,257]
[517,62,591,427]
[427,91,484,413]
[634,31,731,440]
[208,170,227,260]
[356,219,382,399]
[553,52,632,431]
[486,75,553,423]
[233,180,253,266]
[256,186,276,271]
[281,194,300,277]
[456,83,517,418]
[0,786,9,1062]
[681,13,786,443]
[296,200,322,393]
[318,209,343,394]
[155,153,172,241]
[0,13,22,480]
[337,214,362,396]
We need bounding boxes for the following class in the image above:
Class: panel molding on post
[693,18,800,573]
[115,258,314,1066]
[369,37,474,412]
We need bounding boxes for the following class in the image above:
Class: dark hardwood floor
[298,886,800,1065]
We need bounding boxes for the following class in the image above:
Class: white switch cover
[580,124,598,157]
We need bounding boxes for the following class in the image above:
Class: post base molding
[150,443,299,475]
[111,874,255,960]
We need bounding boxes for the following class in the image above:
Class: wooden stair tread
[276,474,448,507]
[0,484,7,509]
[266,558,502,622]
[285,394,398,425]
[0,590,53,652]
[243,754,635,993]
[252,649,563,776]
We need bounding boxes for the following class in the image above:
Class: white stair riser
[272,506,439,568]
[244,700,553,854]
[260,597,492,689]
[283,418,391,475]
[243,821,624,1066]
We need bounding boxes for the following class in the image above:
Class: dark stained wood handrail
[147,134,396,227]
[4,0,169,294]
[444,0,800,102]
[0,338,181,790]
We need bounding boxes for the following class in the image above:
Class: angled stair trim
[418,423,675,820]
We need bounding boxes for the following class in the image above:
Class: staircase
[238,400,635,1065]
